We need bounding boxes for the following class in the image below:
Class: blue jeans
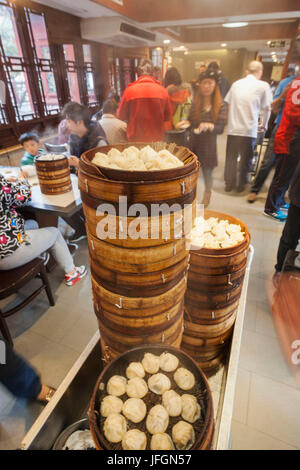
[0,339,41,399]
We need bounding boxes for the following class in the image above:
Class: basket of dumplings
[88,345,214,450]
[80,142,198,182]
[188,210,250,254]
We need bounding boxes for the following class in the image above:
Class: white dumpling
[181,394,201,423]
[141,353,160,374]
[106,375,127,396]
[139,145,158,162]
[100,395,123,417]
[107,148,122,159]
[162,390,182,417]
[172,421,195,450]
[103,413,127,443]
[122,146,140,160]
[173,368,195,391]
[146,405,169,434]
[122,429,147,450]
[126,362,145,379]
[92,152,109,167]
[159,352,179,372]
[148,373,171,395]
[122,398,147,423]
[150,433,175,450]
[126,377,148,399]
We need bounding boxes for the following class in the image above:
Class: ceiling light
[179,45,185,49]
[221,43,227,47]
[222,22,248,28]
[163,39,170,44]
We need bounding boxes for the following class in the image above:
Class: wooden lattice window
[25,7,60,116]
[0,1,38,122]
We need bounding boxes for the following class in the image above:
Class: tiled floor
[0,134,299,450]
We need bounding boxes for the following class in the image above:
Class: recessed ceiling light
[221,43,227,47]
[222,22,248,28]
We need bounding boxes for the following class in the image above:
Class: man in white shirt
[99,98,127,145]
[224,61,272,192]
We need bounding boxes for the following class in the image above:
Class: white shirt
[99,114,127,145]
[224,74,272,138]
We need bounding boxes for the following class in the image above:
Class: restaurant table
[0,166,83,232]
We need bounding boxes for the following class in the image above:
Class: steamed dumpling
[139,145,158,162]
[122,398,147,423]
[100,395,123,417]
[122,429,147,450]
[122,146,140,160]
[181,394,201,423]
[150,433,175,450]
[126,377,148,398]
[162,390,182,417]
[106,375,127,396]
[92,152,109,166]
[148,373,171,395]
[159,352,179,372]
[142,353,160,374]
[107,148,122,159]
[172,421,195,450]
[174,368,195,390]
[126,362,145,379]
[146,405,169,434]
[103,413,127,443]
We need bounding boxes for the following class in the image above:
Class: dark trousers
[0,339,41,399]
[251,124,278,194]
[265,154,299,213]
[224,135,256,188]
[275,203,300,272]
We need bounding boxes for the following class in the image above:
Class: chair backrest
[44,143,69,154]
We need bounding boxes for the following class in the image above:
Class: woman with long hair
[178,69,226,207]
[163,67,191,131]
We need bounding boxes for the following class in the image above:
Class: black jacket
[289,126,300,208]
[69,121,107,158]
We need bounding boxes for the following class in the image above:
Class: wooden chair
[0,258,55,346]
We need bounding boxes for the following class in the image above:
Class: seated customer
[62,101,107,168]
[99,98,127,145]
[19,132,46,178]
[0,174,87,286]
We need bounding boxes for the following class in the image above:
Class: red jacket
[274,75,300,155]
[117,75,172,142]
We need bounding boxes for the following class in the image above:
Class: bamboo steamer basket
[183,210,250,373]
[79,143,199,248]
[79,142,198,357]
[89,345,214,450]
[35,155,72,195]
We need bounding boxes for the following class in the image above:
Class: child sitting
[19,132,46,178]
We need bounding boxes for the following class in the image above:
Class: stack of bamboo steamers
[79,143,199,363]
[182,211,250,373]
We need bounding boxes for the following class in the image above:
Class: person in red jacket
[264,73,300,221]
[117,59,172,143]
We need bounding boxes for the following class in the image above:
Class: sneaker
[280,202,290,211]
[263,210,287,222]
[247,192,257,203]
[65,266,87,286]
